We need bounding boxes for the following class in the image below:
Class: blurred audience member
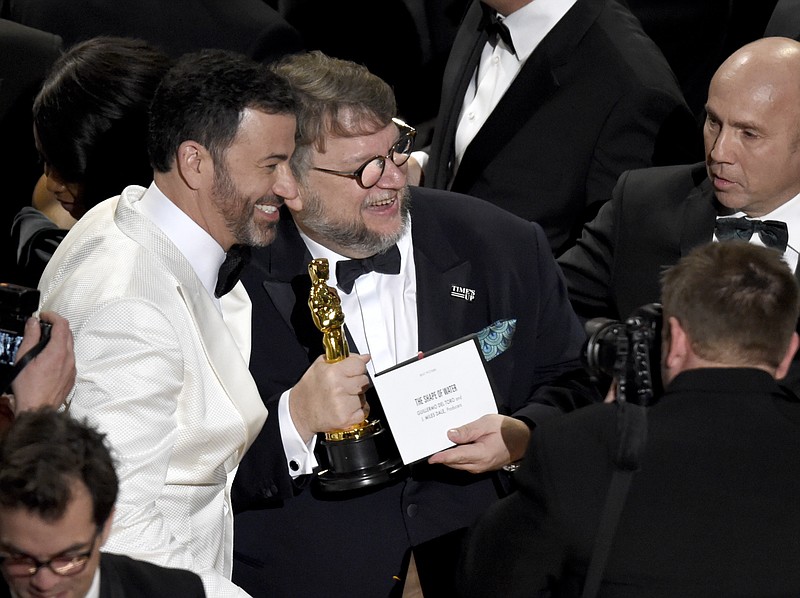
[459,241,800,597]
[0,410,206,597]
[11,36,172,288]
[416,0,700,256]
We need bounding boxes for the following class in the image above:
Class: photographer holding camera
[1,283,75,433]
[458,241,800,598]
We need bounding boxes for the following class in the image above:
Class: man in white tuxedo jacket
[37,50,298,597]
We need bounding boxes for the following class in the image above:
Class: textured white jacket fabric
[39,185,267,597]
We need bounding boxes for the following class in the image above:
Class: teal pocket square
[476,318,517,361]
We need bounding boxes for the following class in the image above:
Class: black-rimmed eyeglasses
[0,527,100,577]
[312,118,416,189]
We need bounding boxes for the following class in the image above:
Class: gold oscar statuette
[307,258,405,491]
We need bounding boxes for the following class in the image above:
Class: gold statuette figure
[308,258,377,440]
[307,257,405,491]
[308,258,349,363]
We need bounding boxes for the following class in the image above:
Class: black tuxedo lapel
[454,49,559,193]
[99,559,125,598]
[410,199,480,352]
[680,173,718,257]
[453,0,603,193]
[249,207,326,360]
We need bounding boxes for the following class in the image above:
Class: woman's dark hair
[33,36,172,213]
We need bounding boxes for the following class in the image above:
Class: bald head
[704,37,800,216]
[714,37,800,97]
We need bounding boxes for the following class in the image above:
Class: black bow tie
[335,245,401,294]
[714,216,789,252]
[478,3,516,55]
[215,244,252,298]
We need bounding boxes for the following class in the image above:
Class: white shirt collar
[501,0,578,62]
[136,181,226,301]
[85,566,101,598]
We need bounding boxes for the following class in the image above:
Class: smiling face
[704,39,800,217]
[289,121,410,258]
[207,108,298,250]
[0,480,110,598]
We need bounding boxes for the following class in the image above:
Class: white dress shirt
[278,220,418,476]
[451,0,577,174]
[713,192,800,272]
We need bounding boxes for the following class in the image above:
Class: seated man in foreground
[0,410,206,598]
[460,241,800,597]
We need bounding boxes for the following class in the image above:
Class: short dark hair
[661,242,800,367]
[271,50,396,176]
[33,36,172,210]
[148,49,297,173]
[0,411,118,527]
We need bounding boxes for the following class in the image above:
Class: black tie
[714,216,789,253]
[215,244,252,298]
[335,245,401,294]
[478,3,516,55]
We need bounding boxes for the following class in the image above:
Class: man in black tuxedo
[558,36,800,323]
[417,0,700,256]
[0,0,302,63]
[460,240,800,597]
[232,51,597,597]
[0,410,206,598]
[0,18,61,284]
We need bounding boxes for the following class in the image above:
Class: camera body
[0,283,50,369]
[582,303,663,406]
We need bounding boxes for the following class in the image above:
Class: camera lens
[582,318,626,378]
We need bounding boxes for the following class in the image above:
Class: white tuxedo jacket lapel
[115,188,267,451]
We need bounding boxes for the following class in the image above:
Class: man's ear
[175,140,210,191]
[664,316,690,372]
[99,507,115,547]
[775,332,799,380]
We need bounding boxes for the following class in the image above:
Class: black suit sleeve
[557,172,624,322]
[231,392,299,513]
[515,222,600,424]
[100,553,207,597]
[585,80,700,213]
[457,426,569,597]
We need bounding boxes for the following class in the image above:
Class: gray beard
[298,186,411,256]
